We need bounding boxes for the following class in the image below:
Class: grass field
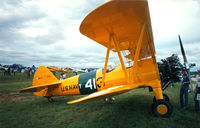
[0,71,200,128]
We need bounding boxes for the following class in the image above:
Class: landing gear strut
[104,97,115,103]
[153,93,169,102]
[45,96,54,102]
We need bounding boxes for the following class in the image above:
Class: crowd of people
[2,65,68,80]
[3,66,35,79]
[180,69,200,112]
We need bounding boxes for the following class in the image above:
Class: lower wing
[67,84,137,104]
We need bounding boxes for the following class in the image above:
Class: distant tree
[158,54,183,90]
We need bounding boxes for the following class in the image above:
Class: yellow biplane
[20,0,173,117]
[47,66,70,73]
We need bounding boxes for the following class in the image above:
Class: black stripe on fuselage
[78,71,97,95]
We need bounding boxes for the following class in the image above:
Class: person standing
[180,69,190,109]
[8,67,11,75]
[26,67,31,79]
[21,68,25,75]
[13,68,17,76]
[194,70,200,112]
[59,73,66,80]
[4,67,8,76]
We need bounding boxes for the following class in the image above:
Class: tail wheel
[153,93,169,103]
[45,96,54,102]
[152,100,173,117]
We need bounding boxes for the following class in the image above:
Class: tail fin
[20,66,61,96]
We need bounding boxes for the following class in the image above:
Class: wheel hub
[157,104,168,115]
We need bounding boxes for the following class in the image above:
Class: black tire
[153,93,169,103]
[44,96,54,102]
[152,100,173,117]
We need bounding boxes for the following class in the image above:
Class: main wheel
[152,100,173,117]
[104,97,115,103]
[153,93,169,103]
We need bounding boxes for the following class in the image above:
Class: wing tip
[67,101,83,104]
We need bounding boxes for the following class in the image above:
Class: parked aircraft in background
[69,67,88,73]
[48,66,70,73]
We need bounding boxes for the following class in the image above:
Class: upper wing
[80,0,155,55]
[67,84,136,104]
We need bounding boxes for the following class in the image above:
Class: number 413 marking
[85,78,96,90]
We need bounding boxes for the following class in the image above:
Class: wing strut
[132,24,145,82]
[134,24,145,64]
[102,47,110,88]
[111,34,129,82]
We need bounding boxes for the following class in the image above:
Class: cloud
[0,0,199,71]
[149,0,200,42]
[149,0,200,70]
[0,0,107,67]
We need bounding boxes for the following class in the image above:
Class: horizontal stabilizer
[19,66,61,96]
[20,81,61,93]
[67,85,133,104]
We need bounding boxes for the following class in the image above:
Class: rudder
[32,66,59,96]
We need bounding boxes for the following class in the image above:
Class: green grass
[0,71,200,128]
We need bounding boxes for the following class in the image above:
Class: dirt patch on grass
[0,92,33,101]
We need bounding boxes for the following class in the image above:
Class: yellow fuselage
[48,67,127,96]
[45,56,162,99]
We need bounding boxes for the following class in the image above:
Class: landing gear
[153,93,169,103]
[152,100,173,117]
[152,93,173,117]
[104,97,115,103]
[45,96,54,102]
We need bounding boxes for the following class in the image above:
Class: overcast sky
[0,0,199,71]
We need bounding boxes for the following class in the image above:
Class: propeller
[178,35,188,67]
[178,35,194,91]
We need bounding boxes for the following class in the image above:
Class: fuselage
[49,66,128,96]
